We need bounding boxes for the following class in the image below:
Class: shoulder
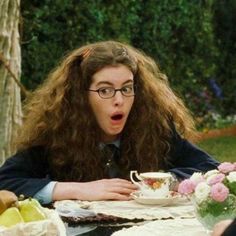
[6,146,48,165]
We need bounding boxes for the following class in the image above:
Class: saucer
[131,191,182,206]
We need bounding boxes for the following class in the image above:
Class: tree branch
[0,52,29,98]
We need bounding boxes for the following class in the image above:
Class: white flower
[226,171,236,183]
[190,172,203,184]
[194,182,211,203]
[204,169,219,179]
[206,174,217,184]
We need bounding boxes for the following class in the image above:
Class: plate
[66,224,97,236]
[131,191,183,206]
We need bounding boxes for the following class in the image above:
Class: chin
[111,128,123,136]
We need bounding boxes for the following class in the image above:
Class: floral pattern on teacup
[143,178,165,190]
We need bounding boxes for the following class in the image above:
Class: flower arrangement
[178,162,236,230]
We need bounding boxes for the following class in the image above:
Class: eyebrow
[96,79,134,87]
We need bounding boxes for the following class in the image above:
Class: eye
[122,85,134,94]
[98,87,114,95]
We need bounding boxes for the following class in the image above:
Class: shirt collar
[99,139,120,149]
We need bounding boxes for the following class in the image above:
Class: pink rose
[208,173,225,185]
[178,179,195,195]
[234,163,236,171]
[218,162,235,174]
[210,183,229,202]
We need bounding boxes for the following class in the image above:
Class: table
[55,198,210,236]
[65,218,209,236]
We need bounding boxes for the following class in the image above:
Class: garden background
[21,0,236,129]
[0,0,235,163]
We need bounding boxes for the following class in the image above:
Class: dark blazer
[0,133,219,198]
[222,219,236,236]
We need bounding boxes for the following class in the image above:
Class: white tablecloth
[54,198,208,235]
[111,218,209,236]
[57,197,195,220]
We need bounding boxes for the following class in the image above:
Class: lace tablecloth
[54,198,206,235]
[87,199,194,220]
[55,197,195,221]
[111,218,208,236]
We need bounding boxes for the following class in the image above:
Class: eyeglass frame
[88,84,136,99]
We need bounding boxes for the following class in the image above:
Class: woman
[0,41,219,204]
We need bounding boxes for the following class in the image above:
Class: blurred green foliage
[198,136,236,162]
[21,0,236,121]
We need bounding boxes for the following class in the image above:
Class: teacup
[130,171,173,198]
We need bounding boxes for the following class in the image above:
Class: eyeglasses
[88,85,136,99]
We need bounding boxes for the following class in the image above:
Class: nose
[113,90,124,106]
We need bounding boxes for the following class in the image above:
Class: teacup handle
[130,170,143,188]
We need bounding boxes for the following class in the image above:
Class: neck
[101,134,120,143]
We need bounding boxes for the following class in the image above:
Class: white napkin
[54,200,96,218]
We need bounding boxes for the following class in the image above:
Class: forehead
[91,65,134,85]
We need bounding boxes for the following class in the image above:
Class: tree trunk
[0,0,22,164]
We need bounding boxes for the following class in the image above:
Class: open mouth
[111,114,123,120]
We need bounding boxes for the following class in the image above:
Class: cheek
[88,95,105,119]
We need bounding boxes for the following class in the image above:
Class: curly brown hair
[15,41,195,181]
